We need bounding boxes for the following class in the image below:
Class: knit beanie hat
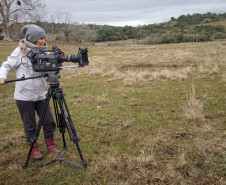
[21,24,46,43]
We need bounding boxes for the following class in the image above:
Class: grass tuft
[183,83,205,122]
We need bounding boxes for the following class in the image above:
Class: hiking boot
[45,138,60,153]
[28,142,43,160]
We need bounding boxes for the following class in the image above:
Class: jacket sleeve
[0,47,22,79]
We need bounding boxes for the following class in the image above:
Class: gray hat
[21,24,46,43]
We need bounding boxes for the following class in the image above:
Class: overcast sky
[45,0,226,26]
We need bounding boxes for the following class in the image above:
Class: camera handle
[5,74,46,83]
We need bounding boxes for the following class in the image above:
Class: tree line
[93,12,226,44]
[36,12,226,44]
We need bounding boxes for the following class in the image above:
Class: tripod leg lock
[30,137,38,143]
[72,136,80,143]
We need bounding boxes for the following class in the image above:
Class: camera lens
[60,54,79,63]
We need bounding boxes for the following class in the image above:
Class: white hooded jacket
[0,47,47,101]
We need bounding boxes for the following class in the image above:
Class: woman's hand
[61,50,65,56]
[0,78,5,85]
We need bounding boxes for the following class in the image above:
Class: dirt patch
[205,113,225,120]
[120,63,196,69]
[171,132,196,140]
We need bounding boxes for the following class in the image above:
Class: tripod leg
[22,142,35,169]
[53,88,87,168]
[67,116,87,168]
[63,101,87,168]
[23,88,53,169]
[75,142,87,168]
[53,98,67,152]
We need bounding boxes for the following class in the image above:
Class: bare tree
[56,12,95,43]
[70,24,96,43]
[56,11,62,24]
[0,0,46,41]
[61,12,73,42]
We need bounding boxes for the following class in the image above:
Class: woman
[0,24,60,159]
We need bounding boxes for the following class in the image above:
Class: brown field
[0,40,225,184]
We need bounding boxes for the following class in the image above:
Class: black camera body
[27,46,89,72]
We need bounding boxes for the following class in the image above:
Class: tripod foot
[82,161,88,168]
[22,163,28,169]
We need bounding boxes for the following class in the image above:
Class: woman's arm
[0,47,22,81]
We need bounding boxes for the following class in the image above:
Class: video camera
[27,45,89,72]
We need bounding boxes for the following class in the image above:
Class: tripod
[22,72,87,169]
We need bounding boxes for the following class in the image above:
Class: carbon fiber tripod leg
[53,87,87,168]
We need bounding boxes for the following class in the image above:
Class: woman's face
[35,37,47,46]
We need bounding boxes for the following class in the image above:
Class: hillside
[203,19,226,28]
[6,12,226,44]
[95,12,226,44]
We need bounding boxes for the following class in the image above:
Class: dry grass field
[0,40,225,185]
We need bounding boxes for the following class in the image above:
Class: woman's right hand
[0,78,5,85]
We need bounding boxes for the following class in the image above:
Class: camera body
[27,46,89,72]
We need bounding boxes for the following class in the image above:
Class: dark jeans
[16,99,56,143]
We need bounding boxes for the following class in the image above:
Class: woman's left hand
[61,50,65,56]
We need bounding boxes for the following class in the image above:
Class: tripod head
[45,71,60,86]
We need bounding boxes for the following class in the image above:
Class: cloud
[45,0,226,26]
